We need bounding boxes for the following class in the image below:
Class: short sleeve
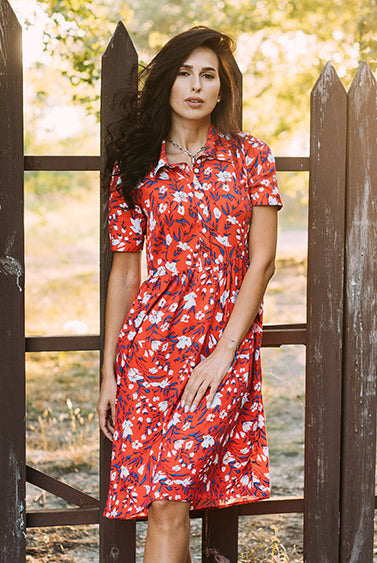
[108,165,147,252]
[241,134,282,209]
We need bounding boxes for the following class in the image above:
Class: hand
[97,370,117,441]
[181,339,236,412]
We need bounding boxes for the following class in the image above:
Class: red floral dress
[104,127,282,519]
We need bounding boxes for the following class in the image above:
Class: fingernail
[181,399,185,407]
[185,404,189,414]
[190,405,196,413]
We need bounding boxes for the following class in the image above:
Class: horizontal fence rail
[24,155,310,172]
[25,324,307,353]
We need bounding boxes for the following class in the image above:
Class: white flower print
[216,235,231,247]
[177,205,185,215]
[120,465,129,479]
[166,233,172,245]
[158,401,168,412]
[130,217,143,235]
[149,310,164,324]
[142,293,151,305]
[134,311,146,328]
[169,302,178,312]
[213,207,221,220]
[202,434,215,448]
[177,336,192,349]
[159,203,168,214]
[183,292,196,310]
[219,289,230,307]
[195,311,205,321]
[128,368,143,382]
[242,421,253,432]
[121,420,133,438]
[172,191,188,203]
[216,170,233,183]
[149,211,156,230]
[166,262,179,275]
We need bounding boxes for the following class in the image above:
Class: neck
[168,117,211,151]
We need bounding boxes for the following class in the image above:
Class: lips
[185,97,204,107]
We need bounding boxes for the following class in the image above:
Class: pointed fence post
[304,62,347,561]
[100,22,138,562]
[0,1,26,561]
[340,62,377,562]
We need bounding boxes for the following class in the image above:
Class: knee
[148,500,189,533]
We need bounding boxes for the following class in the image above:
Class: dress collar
[153,126,234,176]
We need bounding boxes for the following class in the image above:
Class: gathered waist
[147,257,246,280]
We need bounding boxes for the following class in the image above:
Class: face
[169,46,221,125]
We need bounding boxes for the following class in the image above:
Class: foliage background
[13,0,376,223]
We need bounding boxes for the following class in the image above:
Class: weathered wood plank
[202,506,238,563]
[23,155,310,172]
[26,466,99,508]
[24,155,100,171]
[100,22,138,562]
[26,507,100,528]
[340,62,377,563]
[0,2,26,561]
[305,62,347,562]
[25,334,100,352]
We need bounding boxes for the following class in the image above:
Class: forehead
[181,46,219,69]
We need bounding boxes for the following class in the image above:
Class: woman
[97,26,282,562]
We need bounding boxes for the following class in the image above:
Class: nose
[191,73,201,92]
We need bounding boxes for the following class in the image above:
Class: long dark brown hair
[106,26,240,208]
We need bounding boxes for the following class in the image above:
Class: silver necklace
[166,137,206,166]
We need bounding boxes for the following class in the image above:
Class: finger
[98,408,113,442]
[187,380,210,412]
[207,382,220,407]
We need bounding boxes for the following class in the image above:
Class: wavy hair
[106,26,240,208]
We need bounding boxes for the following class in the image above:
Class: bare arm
[97,251,142,440]
[181,205,279,412]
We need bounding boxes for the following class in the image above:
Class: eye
[177,70,190,77]
[202,73,216,80]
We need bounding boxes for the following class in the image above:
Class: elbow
[249,255,276,283]
[265,259,276,281]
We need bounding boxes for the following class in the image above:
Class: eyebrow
[180,64,217,72]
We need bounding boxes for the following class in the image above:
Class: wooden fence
[1,0,377,560]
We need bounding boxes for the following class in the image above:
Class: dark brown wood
[27,507,99,528]
[262,323,306,346]
[202,506,238,563]
[340,62,377,563]
[275,156,310,171]
[24,324,305,353]
[304,62,347,562]
[238,496,304,515]
[0,2,26,561]
[99,22,138,562]
[26,466,99,508]
[23,155,309,173]
[26,334,100,352]
[24,155,100,171]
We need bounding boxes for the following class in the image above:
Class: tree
[30,0,372,146]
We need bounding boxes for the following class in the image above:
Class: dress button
[194,168,199,173]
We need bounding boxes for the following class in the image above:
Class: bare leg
[143,500,190,563]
